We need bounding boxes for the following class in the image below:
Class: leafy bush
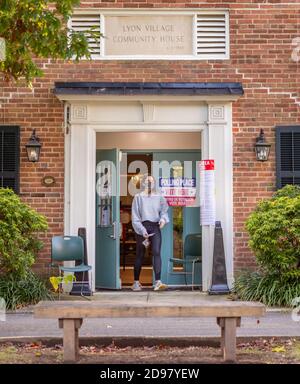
[0,188,48,278]
[234,270,300,307]
[273,184,300,199]
[234,185,300,306]
[245,185,300,281]
[0,188,51,309]
[0,271,53,310]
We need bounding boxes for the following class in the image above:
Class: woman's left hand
[159,219,165,229]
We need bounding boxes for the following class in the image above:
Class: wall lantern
[25,129,41,162]
[254,129,271,161]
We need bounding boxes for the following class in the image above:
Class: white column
[64,118,71,236]
[201,104,234,291]
[68,108,96,290]
[201,125,215,291]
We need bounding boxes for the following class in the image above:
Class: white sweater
[131,190,170,236]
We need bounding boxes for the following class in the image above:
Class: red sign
[166,197,196,207]
[201,159,215,171]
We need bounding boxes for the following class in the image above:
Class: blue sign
[159,177,196,188]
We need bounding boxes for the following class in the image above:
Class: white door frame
[60,95,240,291]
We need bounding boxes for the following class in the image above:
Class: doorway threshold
[95,285,202,292]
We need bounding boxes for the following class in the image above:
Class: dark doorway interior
[120,152,153,286]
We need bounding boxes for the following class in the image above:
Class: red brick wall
[0,1,299,273]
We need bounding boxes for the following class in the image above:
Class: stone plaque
[105,15,193,56]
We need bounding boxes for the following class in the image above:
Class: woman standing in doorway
[131,174,169,291]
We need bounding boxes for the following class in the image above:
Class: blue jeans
[134,221,162,281]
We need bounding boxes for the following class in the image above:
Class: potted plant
[49,274,76,294]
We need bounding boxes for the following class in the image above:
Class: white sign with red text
[199,160,216,225]
[159,177,196,206]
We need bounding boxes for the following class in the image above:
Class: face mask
[145,180,155,190]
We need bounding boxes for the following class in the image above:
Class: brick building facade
[0,1,299,290]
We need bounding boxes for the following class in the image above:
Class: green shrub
[234,185,300,307]
[0,188,51,309]
[0,188,48,278]
[0,271,53,310]
[234,270,300,307]
[273,184,300,199]
[245,185,300,281]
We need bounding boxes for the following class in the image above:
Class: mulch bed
[0,337,299,364]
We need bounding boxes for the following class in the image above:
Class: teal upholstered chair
[51,236,92,298]
[167,233,202,290]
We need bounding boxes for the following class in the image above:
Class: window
[276,126,300,189]
[70,10,229,60]
[0,126,20,194]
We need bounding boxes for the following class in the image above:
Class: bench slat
[33,293,266,364]
[34,300,265,318]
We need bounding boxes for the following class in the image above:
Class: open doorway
[95,131,201,290]
[120,152,153,287]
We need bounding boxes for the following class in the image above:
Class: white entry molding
[60,95,238,291]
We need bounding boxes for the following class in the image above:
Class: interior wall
[96,132,201,149]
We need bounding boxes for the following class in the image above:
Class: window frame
[0,125,20,194]
[275,125,300,189]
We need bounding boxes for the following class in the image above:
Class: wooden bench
[34,293,265,363]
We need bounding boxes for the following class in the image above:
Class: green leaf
[0,0,101,83]
[0,188,48,279]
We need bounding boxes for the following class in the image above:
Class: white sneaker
[153,280,168,291]
[131,281,142,291]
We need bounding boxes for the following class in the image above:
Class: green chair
[51,236,92,298]
[167,233,202,290]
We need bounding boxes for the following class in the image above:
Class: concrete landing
[1,291,299,340]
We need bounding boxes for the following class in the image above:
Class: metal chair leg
[80,270,91,301]
[80,270,84,296]
[192,260,195,291]
[58,269,61,301]
[167,260,170,285]
[90,270,93,296]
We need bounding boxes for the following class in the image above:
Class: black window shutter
[276,125,300,189]
[0,125,20,194]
